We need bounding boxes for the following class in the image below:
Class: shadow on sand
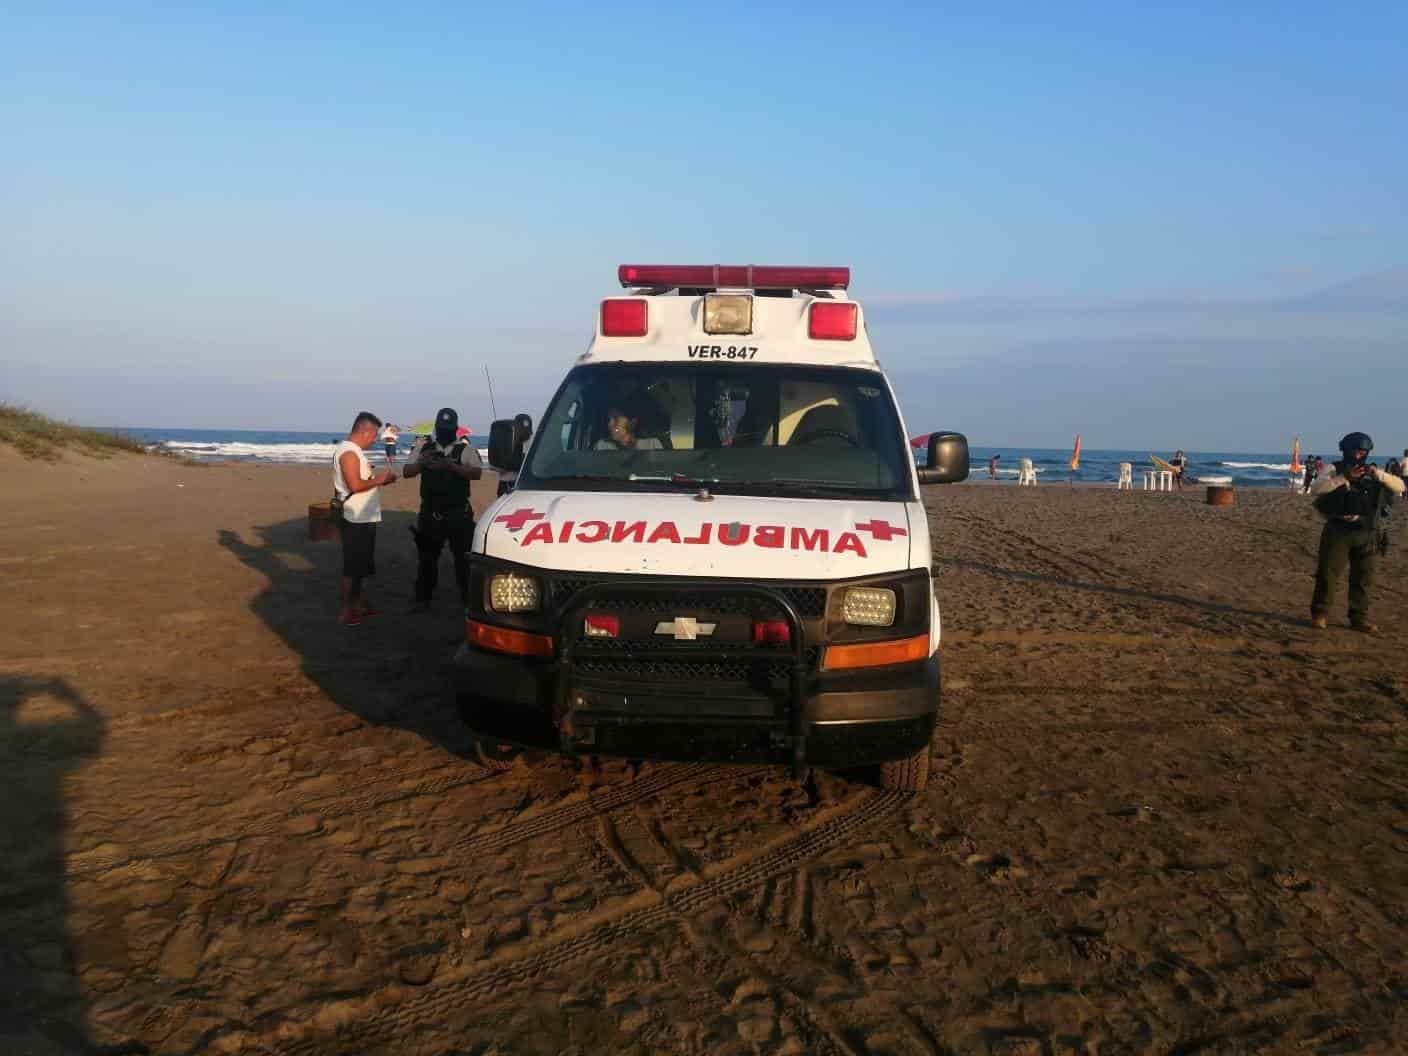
[0,676,106,1054]
[218,513,477,760]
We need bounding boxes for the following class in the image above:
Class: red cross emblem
[495,508,545,532]
[854,519,908,541]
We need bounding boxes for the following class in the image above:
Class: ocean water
[111,428,483,465]
[104,428,1311,488]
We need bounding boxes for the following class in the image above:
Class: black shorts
[341,522,377,578]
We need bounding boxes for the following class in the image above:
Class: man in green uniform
[1309,432,1403,632]
[404,408,482,610]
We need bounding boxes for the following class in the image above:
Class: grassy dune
[0,403,150,460]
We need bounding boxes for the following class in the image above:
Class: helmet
[1339,432,1373,455]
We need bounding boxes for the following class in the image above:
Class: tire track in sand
[269,789,908,1056]
[441,762,761,861]
[65,760,748,881]
[64,764,496,879]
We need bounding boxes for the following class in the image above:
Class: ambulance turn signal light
[466,619,554,658]
[600,298,648,337]
[822,634,929,671]
[808,301,858,340]
[618,265,850,290]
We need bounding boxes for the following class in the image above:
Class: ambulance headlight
[841,587,896,627]
[489,573,541,613]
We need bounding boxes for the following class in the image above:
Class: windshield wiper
[628,473,722,488]
[534,474,625,484]
[535,473,721,488]
[730,478,884,492]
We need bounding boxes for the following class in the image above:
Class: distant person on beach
[380,422,400,464]
[1302,456,1318,494]
[404,407,482,610]
[334,412,397,627]
[987,454,1001,480]
[1309,431,1403,633]
[1169,449,1188,490]
[1388,450,1408,485]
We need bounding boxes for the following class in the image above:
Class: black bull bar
[554,581,811,778]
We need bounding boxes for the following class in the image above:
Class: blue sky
[3,2,1405,451]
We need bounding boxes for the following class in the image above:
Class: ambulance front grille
[574,648,820,686]
[549,577,827,621]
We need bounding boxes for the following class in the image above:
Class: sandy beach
[3,449,1406,1055]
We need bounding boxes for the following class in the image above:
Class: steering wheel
[796,428,859,448]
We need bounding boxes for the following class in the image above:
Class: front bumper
[453,640,938,770]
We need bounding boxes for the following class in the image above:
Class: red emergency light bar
[619,265,850,290]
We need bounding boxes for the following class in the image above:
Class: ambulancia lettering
[510,518,875,557]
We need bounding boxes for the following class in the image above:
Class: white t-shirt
[333,441,381,523]
[382,425,399,445]
[593,437,664,451]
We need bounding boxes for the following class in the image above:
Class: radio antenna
[483,365,499,420]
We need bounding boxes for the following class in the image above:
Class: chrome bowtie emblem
[654,617,717,640]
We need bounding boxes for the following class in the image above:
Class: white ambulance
[460,265,968,790]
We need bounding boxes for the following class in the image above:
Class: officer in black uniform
[1309,431,1404,632]
[403,408,483,610]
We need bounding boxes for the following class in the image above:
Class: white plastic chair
[1118,462,1133,490]
[1017,457,1037,486]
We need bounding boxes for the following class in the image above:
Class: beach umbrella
[1069,434,1082,471]
[410,420,435,435]
[1290,436,1302,475]
[909,433,929,448]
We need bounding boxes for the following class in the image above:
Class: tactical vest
[1315,461,1388,528]
[420,440,472,516]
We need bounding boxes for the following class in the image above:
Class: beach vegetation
[0,403,151,460]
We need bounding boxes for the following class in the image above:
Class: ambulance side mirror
[487,419,517,470]
[918,432,970,485]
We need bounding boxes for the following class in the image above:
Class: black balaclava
[434,407,458,447]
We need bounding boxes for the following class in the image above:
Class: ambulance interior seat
[635,394,673,450]
[730,405,775,448]
[788,404,859,447]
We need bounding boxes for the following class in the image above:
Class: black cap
[1339,431,1373,455]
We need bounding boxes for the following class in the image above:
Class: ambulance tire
[474,738,522,772]
[878,744,930,793]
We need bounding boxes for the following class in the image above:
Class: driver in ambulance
[594,400,664,451]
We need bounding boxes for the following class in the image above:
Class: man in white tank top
[333,411,398,626]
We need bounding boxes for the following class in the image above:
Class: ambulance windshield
[519,364,913,499]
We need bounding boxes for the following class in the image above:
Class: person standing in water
[987,454,1001,480]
